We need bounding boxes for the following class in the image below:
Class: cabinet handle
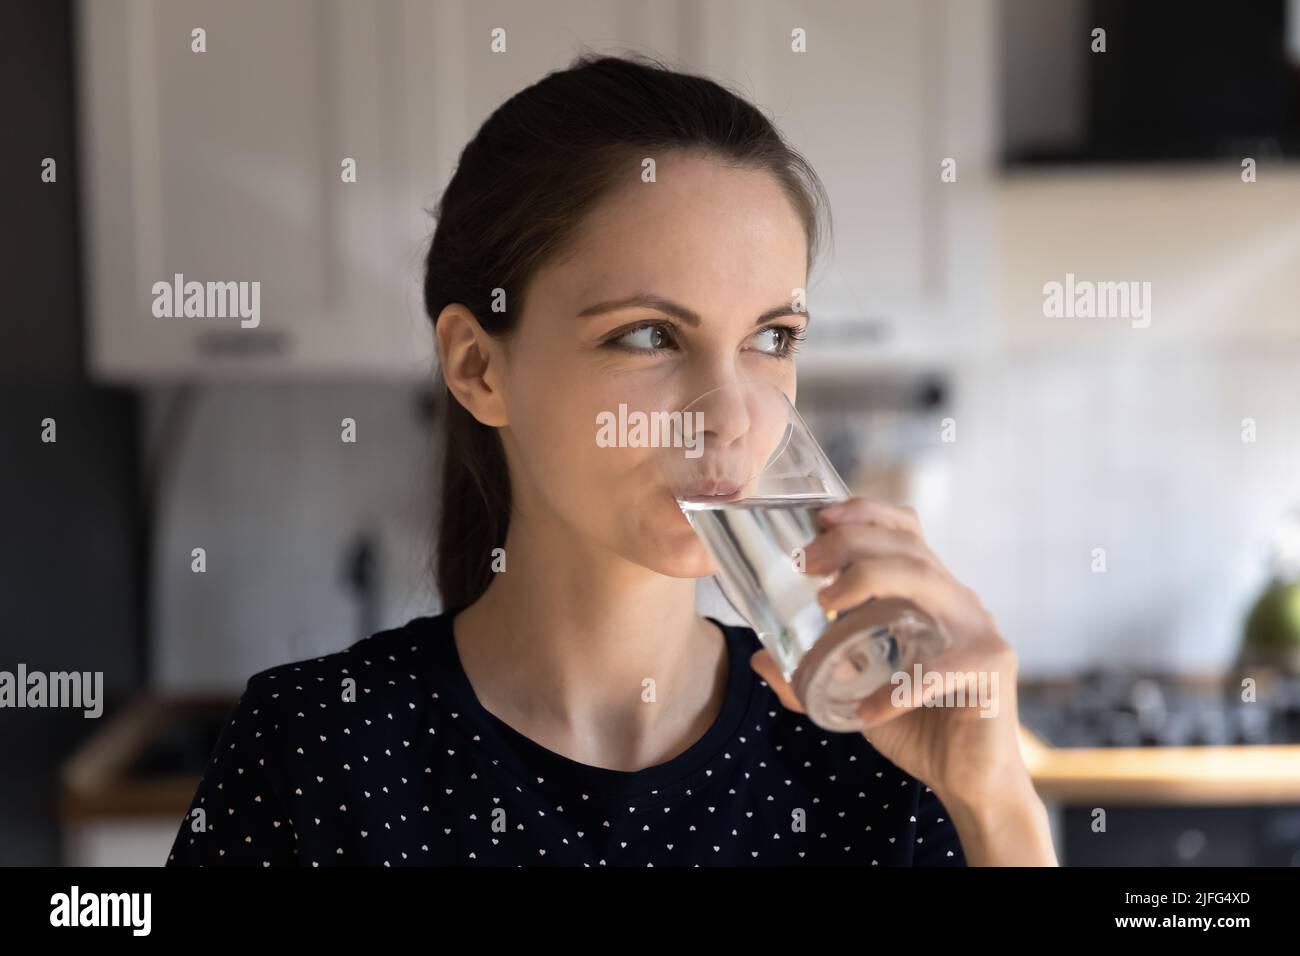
[195,329,291,359]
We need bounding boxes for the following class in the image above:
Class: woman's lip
[680,482,743,501]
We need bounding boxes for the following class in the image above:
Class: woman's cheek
[502,401,585,507]
[514,384,712,575]
[539,400,634,516]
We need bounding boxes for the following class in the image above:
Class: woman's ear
[435,304,509,427]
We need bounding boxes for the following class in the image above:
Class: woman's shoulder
[236,612,453,732]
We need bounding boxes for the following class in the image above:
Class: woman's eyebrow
[576,293,810,327]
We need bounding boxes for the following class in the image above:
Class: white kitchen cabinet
[78,0,998,381]
[996,167,1300,351]
[78,0,432,381]
[670,0,1001,372]
[391,0,647,361]
[404,0,1002,372]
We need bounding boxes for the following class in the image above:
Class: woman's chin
[637,533,718,579]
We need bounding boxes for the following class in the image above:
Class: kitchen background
[3,0,1300,866]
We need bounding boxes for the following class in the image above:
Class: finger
[815,553,949,618]
[855,637,1011,729]
[749,649,806,714]
[808,506,969,615]
[819,551,998,645]
[802,522,929,576]
[853,675,937,731]
[818,498,921,535]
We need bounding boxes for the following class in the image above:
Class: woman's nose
[683,379,753,447]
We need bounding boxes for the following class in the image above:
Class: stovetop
[1017,670,1300,747]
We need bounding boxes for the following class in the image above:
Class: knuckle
[907,553,935,578]
[844,557,889,596]
[820,523,848,546]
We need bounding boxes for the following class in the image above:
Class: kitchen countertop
[60,694,234,822]
[1016,723,1300,805]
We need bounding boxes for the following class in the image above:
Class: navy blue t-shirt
[165,609,966,867]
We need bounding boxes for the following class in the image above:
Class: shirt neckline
[426,607,757,800]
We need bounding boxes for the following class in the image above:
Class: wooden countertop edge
[1017,724,1300,804]
[59,693,232,823]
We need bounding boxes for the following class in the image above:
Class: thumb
[749,649,806,715]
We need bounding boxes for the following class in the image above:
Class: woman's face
[494,152,809,578]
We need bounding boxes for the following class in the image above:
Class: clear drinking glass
[661,379,951,732]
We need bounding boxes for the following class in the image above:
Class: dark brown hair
[422,51,831,609]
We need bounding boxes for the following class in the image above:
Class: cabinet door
[399,0,937,362]
[998,168,1300,350]
[395,0,632,260]
[404,0,991,374]
[79,0,426,380]
[674,0,998,371]
[676,0,917,360]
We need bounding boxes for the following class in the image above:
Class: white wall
[919,345,1300,676]
[149,347,1300,690]
[149,383,441,691]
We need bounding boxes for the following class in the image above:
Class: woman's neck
[450,521,730,774]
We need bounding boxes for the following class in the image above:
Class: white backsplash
[150,346,1300,690]
[148,383,442,692]
[917,345,1300,676]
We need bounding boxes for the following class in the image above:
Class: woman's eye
[607,323,676,353]
[603,320,804,357]
[751,324,805,357]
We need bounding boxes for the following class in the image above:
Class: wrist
[936,773,1058,866]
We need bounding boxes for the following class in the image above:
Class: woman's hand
[748,497,1057,864]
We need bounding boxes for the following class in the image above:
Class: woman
[167,52,1056,867]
